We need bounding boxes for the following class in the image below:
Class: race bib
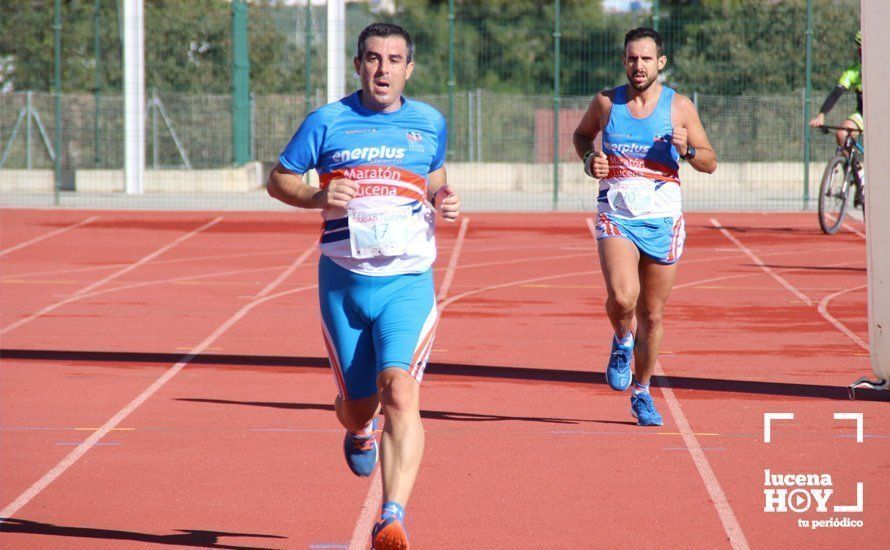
[348,206,413,259]
[606,180,656,216]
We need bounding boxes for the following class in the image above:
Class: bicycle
[816,125,865,235]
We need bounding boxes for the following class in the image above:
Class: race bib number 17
[348,206,412,259]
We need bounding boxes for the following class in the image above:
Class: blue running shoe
[372,502,409,550]
[630,392,663,426]
[606,335,633,391]
[343,418,378,477]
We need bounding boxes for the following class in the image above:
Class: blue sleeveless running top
[599,85,682,218]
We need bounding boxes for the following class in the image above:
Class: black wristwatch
[682,145,696,160]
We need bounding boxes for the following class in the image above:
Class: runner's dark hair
[357,23,414,63]
[625,27,664,57]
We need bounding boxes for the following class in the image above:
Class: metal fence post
[250,92,257,161]
[448,0,455,157]
[467,90,474,162]
[151,89,158,169]
[803,0,814,210]
[232,0,251,165]
[476,88,482,162]
[53,0,62,204]
[94,0,102,167]
[304,0,312,117]
[552,0,561,210]
[26,91,33,170]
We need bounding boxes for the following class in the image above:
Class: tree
[0,0,302,94]
[662,0,859,95]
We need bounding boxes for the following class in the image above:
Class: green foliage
[663,0,860,95]
[0,0,303,94]
[0,0,863,173]
[1,0,861,97]
[0,0,121,92]
[377,0,612,95]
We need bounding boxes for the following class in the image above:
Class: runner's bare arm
[573,92,610,159]
[671,95,717,174]
[267,163,358,209]
[574,92,613,178]
[428,166,460,221]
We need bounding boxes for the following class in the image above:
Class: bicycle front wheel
[818,155,851,235]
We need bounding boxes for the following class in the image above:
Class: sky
[602,0,654,12]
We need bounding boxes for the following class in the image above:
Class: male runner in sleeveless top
[573,27,716,426]
[268,23,460,549]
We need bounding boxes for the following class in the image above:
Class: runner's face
[354,36,414,111]
[623,38,666,92]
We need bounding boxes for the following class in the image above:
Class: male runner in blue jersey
[572,27,716,426]
[267,22,460,550]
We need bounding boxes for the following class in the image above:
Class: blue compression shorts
[318,255,438,400]
[594,213,686,265]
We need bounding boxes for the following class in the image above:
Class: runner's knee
[337,395,378,431]
[607,290,638,313]
[636,308,664,330]
[377,369,418,414]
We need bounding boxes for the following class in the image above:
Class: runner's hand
[809,113,825,128]
[672,126,689,157]
[320,178,359,209]
[434,185,461,222]
[585,151,609,179]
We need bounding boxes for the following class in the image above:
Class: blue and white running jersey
[279,91,447,276]
[599,85,682,219]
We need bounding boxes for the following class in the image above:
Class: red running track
[0,208,885,549]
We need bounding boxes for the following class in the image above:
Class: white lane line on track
[458,251,592,272]
[709,218,813,306]
[437,217,470,302]
[585,217,749,549]
[654,361,751,550]
[842,222,866,239]
[347,217,470,550]
[0,217,223,337]
[0,242,318,520]
[817,284,869,351]
[0,216,99,258]
[0,248,305,282]
[348,474,382,550]
[712,217,868,349]
[61,265,296,303]
[671,258,865,292]
[338,223,857,546]
[434,248,831,316]
[586,216,598,240]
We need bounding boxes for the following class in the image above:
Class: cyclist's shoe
[343,418,378,477]
[606,335,634,391]
[630,392,663,426]
[372,503,409,550]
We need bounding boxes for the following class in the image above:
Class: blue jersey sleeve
[278,109,328,174]
[431,113,447,172]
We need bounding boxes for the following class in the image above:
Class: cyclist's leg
[838,113,864,146]
[846,112,865,175]
[846,113,866,208]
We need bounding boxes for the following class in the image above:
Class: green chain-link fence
[0,0,861,210]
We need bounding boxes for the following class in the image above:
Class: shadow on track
[0,518,284,549]
[3,348,888,402]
